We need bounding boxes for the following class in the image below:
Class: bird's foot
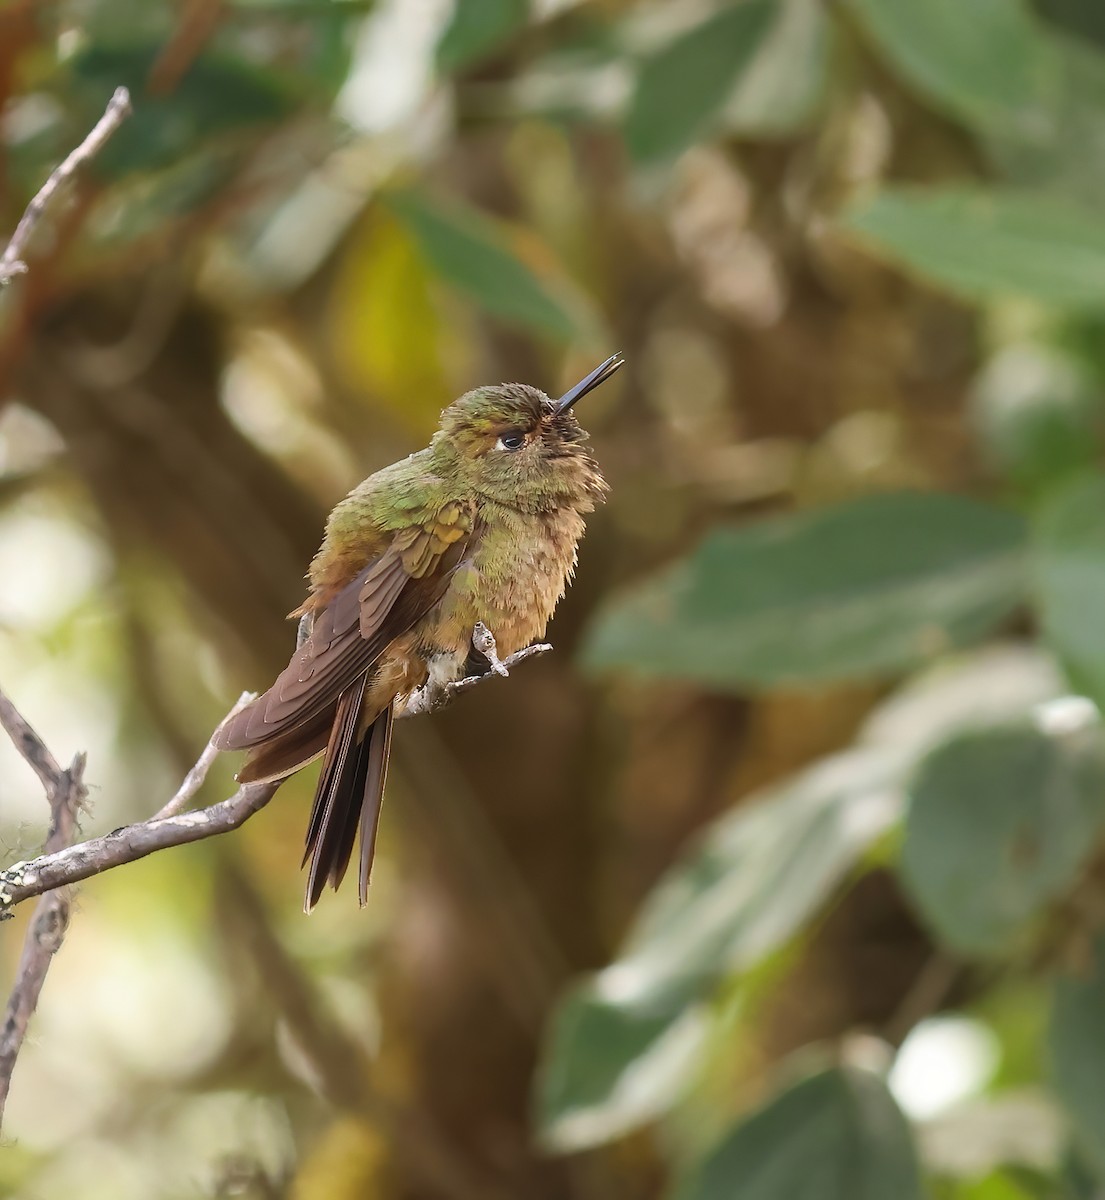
[472,621,509,677]
[396,625,553,718]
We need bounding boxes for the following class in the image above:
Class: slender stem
[0,782,279,913]
[0,86,132,285]
[151,691,255,820]
[0,629,552,915]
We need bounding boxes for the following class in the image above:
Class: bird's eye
[496,430,526,451]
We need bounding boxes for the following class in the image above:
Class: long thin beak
[555,352,625,414]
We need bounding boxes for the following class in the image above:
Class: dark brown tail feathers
[302,677,394,912]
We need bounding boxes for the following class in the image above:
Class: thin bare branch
[151,691,256,821]
[0,782,279,914]
[0,86,132,285]
[0,628,550,914]
[0,689,62,793]
[0,623,549,1129]
[0,684,88,1126]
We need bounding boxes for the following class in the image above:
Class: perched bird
[215,354,622,910]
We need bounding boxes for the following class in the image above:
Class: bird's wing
[215,500,473,750]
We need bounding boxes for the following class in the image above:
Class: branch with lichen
[0,690,87,1126]
[0,625,550,918]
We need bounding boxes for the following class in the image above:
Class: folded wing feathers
[214,503,473,755]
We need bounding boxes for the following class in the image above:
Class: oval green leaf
[1033,472,1105,710]
[623,0,775,163]
[536,980,709,1153]
[387,189,590,340]
[844,187,1105,310]
[605,746,902,1011]
[582,491,1027,690]
[844,0,1055,136]
[1051,936,1105,1178]
[901,721,1105,956]
[437,0,530,73]
[671,1066,923,1200]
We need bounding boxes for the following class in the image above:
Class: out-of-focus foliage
[583,491,1027,687]
[5,0,1105,1198]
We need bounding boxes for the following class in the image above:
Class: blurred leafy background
[3,0,1105,1197]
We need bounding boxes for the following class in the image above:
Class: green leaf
[670,1066,923,1200]
[386,189,588,340]
[1050,936,1105,1177]
[724,0,832,137]
[535,643,1068,1153]
[971,344,1103,496]
[901,721,1105,956]
[603,746,902,1011]
[437,0,529,72]
[534,749,899,1149]
[847,0,1105,204]
[623,0,775,163]
[843,0,1055,137]
[861,644,1063,759]
[536,980,709,1152]
[1033,473,1105,708]
[71,46,296,176]
[844,187,1105,310]
[582,491,1027,690]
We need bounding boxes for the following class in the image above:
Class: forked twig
[0,690,87,1125]
[0,625,551,915]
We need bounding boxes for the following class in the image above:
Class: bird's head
[431,354,622,511]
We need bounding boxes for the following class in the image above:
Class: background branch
[0,85,131,285]
[0,689,87,1126]
[0,626,548,1132]
[0,630,551,915]
[0,781,279,913]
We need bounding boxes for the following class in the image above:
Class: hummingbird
[215,353,622,911]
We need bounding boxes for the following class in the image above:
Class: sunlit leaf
[1033,473,1105,708]
[533,748,899,1149]
[901,721,1105,956]
[386,189,589,340]
[928,1171,1037,1200]
[326,209,455,435]
[971,344,1103,496]
[599,746,902,1012]
[536,980,709,1152]
[623,0,775,163]
[537,643,1071,1152]
[1050,936,1105,1177]
[437,0,530,72]
[725,0,832,137]
[845,187,1105,310]
[861,644,1063,759]
[582,492,1026,690]
[670,1066,924,1200]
